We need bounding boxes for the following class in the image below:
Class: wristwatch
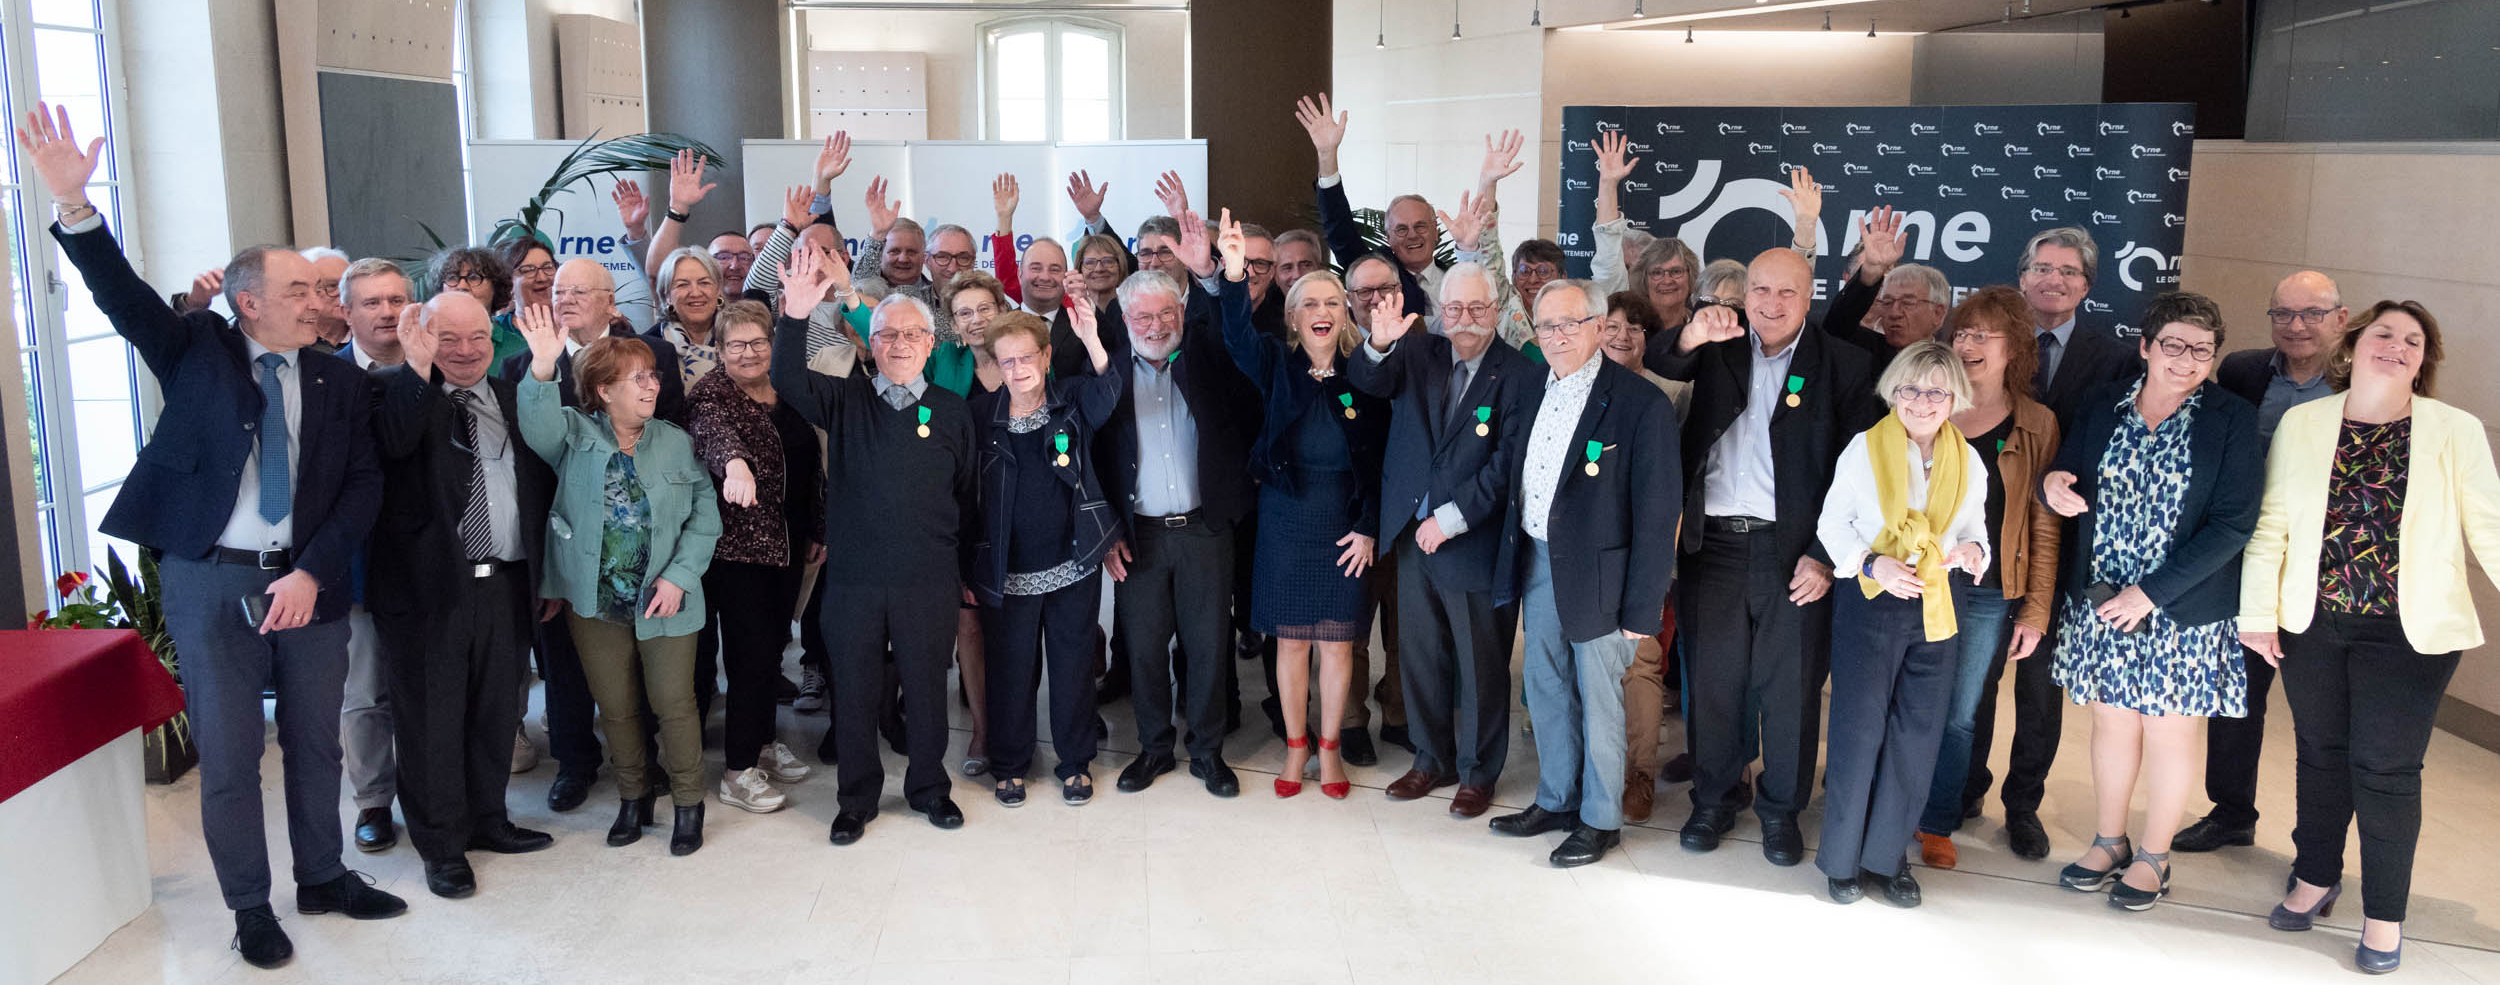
[665,208,691,224]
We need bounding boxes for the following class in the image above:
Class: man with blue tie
[22,105,404,970]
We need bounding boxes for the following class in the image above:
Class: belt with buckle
[1133,510,1203,529]
[212,547,295,570]
[467,559,523,578]
[1704,515,1777,534]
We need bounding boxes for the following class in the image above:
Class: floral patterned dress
[2052,382,2247,717]
[2317,417,2410,615]
[596,450,654,623]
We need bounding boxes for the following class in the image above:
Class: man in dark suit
[1298,92,1437,321]
[1656,248,1883,868]
[2174,270,2342,854]
[1962,226,2144,860]
[1343,262,1536,819]
[1483,279,1681,868]
[22,106,404,969]
[1094,268,1263,797]
[366,293,558,899]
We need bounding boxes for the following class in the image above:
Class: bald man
[2171,270,2346,854]
[368,292,558,898]
[1655,248,1883,867]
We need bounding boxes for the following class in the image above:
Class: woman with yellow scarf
[1812,340,1994,907]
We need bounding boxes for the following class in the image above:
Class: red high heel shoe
[1275,734,1307,798]
[1317,734,1350,799]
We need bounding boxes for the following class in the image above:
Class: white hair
[1438,261,1494,303]
[1883,264,1952,306]
[1533,278,1606,319]
[869,292,935,336]
[300,246,350,266]
[1115,269,1183,313]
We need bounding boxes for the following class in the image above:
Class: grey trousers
[339,605,396,810]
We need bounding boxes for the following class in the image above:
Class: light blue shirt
[1701,330,1799,521]
[1129,352,1201,516]
[2256,351,2332,442]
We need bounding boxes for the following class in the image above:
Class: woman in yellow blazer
[2239,300,2500,974]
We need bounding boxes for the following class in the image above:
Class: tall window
[982,17,1122,142]
[4,0,136,592]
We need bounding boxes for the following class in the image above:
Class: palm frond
[489,131,722,248]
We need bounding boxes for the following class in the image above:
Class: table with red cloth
[0,629,187,985]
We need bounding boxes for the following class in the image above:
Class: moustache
[1445,322,1493,338]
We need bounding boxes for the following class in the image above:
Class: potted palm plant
[28,548,192,783]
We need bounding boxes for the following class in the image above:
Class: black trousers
[693,607,721,724]
[708,560,801,772]
[531,607,605,781]
[2198,643,2281,827]
[800,572,830,674]
[374,567,529,862]
[2282,611,2460,923]
[1393,534,1508,786]
[1816,583,1960,881]
[1678,527,1830,821]
[1961,609,2064,815]
[1118,517,1235,762]
[982,570,1105,781]
[826,578,956,814]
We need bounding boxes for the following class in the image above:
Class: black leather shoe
[1826,876,1864,905]
[353,807,395,852]
[829,810,873,845]
[1117,753,1176,792]
[1379,724,1414,754]
[1190,758,1240,798]
[2357,940,2402,974]
[2006,810,2052,860]
[606,793,656,847]
[2173,815,2257,853]
[920,797,966,829]
[1869,868,1923,908]
[232,905,293,969]
[1660,752,1694,785]
[1489,804,1576,837]
[423,858,476,899]
[1549,825,1620,868]
[1680,808,1736,852]
[1339,727,1378,767]
[1760,815,1805,867]
[547,774,593,813]
[294,871,407,920]
[468,822,554,855]
[669,802,705,856]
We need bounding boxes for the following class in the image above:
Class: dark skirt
[1250,468,1369,642]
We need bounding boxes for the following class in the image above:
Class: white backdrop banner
[466,140,659,324]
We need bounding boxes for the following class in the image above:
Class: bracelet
[665,208,691,224]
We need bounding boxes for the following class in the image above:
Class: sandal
[2060,833,2132,892]
[1062,774,1094,806]
[992,777,1026,808]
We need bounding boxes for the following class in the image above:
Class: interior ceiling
[1597,0,2118,33]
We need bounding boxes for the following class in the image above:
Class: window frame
[979,15,1125,143]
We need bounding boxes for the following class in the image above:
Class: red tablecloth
[0,629,186,801]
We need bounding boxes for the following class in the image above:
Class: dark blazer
[1342,330,1536,595]
[1216,276,1390,538]
[1316,179,1436,319]
[53,221,380,619]
[497,321,687,423]
[363,367,555,620]
[1812,272,1893,369]
[2215,347,2273,408]
[1092,280,1263,528]
[966,364,1127,607]
[2046,377,2262,625]
[2038,318,2141,429]
[1493,358,1682,636]
[1656,325,1884,567]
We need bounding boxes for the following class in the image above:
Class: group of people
[20,85,2496,978]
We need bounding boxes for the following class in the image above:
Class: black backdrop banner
[1558,103,2196,334]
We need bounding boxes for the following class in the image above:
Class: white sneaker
[794,668,828,714]
[509,726,540,774]
[759,741,812,783]
[717,767,787,813]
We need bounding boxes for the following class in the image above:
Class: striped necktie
[452,389,494,561]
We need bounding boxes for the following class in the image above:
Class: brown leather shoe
[1918,832,1958,869]
[1623,769,1656,824]
[1385,769,1457,801]
[1449,784,1494,818]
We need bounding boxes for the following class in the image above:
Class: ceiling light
[1686,25,1695,42]
[1868,18,1877,36]
[1635,0,1646,15]
[1531,0,1542,26]
[1451,0,1461,40]
[1823,11,1832,29]
[1375,0,1385,48]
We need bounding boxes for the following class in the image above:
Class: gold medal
[1343,407,1357,419]
[914,406,933,439]
[1584,462,1600,477]
[1475,422,1490,437]
[916,424,931,438]
[1784,393,1801,408]
[1054,453,1070,467]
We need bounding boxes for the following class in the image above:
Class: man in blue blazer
[21,105,402,970]
[1343,262,1537,819]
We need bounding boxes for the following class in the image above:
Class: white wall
[1911,15,2104,106]
[797,8,1187,143]
[469,0,642,140]
[118,0,290,278]
[1330,0,1545,259]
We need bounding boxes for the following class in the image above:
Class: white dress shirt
[1520,355,1603,542]
[448,379,526,561]
[1815,428,1994,582]
[1701,331,1800,520]
[218,338,302,553]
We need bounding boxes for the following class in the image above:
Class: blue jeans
[1918,582,2014,835]
[1521,539,1636,831]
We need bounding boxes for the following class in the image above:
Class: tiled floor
[49,643,2500,984]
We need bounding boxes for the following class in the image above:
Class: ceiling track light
[2003,3,2012,23]
[1867,17,1877,36]
[1822,11,1832,30]
[1375,0,1385,48]
[1530,0,1541,26]
[1451,0,1462,40]
[1685,25,1694,42]
[1634,0,1646,16]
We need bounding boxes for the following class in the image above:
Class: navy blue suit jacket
[1494,358,1683,637]
[2047,378,2262,626]
[1216,276,1389,538]
[53,221,380,620]
[1342,331,1537,596]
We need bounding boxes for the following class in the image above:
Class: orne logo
[1652,161,1685,174]
[1565,140,1591,153]
[2130,144,2165,159]
[2094,166,2124,180]
[2098,122,2129,136]
[1566,178,1592,191]
[1656,122,1684,135]
[1624,180,1652,192]
[2084,299,2114,314]
[1969,164,1998,177]
[2125,189,2162,204]
[1717,123,1746,135]
[1875,142,1905,156]
[2171,121,2195,136]
[2063,188,2090,202]
[1972,122,2002,136]
[2162,213,2186,228]
[1873,182,1903,196]
[1846,123,1875,136]
[1627,141,1654,154]
[1909,122,1938,136]
[1746,142,1776,154]
[1843,162,1873,176]
[1906,163,1936,176]
[2001,186,2030,200]
[2089,211,2121,225]
[1936,184,1967,198]
[1811,142,1842,155]
[2036,122,2064,136]
[2032,165,2061,179]
[2029,207,2058,222]
[2166,167,2190,182]
[2003,143,2031,157]
[1781,122,1810,135]
[1940,143,1969,156]
[2066,144,2093,158]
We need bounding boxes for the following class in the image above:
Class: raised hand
[781,184,815,231]
[398,304,437,379]
[183,269,224,312]
[1069,291,1109,372]
[612,178,650,232]
[1214,207,1246,280]
[1065,170,1107,224]
[1780,166,1822,227]
[1436,191,1490,254]
[813,131,852,190]
[2040,470,2089,518]
[517,303,563,381]
[778,244,840,318]
[863,176,900,238]
[1293,93,1347,175]
[1677,301,1745,353]
[1152,170,1190,219]
[1477,129,1525,194]
[667,148,717,212]
[1595,129,1640,185]
[992,173,1020,231]
[13,102,104,204]
[1856,205,1907,279]
[1367,282,1416,349]
[1177,208,1216,279]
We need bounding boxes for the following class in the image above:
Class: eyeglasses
[1349,286,1400,302]
[1079,257,1122,271]
[871,328,933,345]
[996,352,1044,371]
[442,271,489,287]
[314,282,341,300]
[1873,295,1940,309]
[930,251,976,266]
[1516,263,1560,279]
[721,338,770,355]
[1244,259,1275,273]
[953,302,1000,321]
[2150,336,2218,362]
[1892,384,1954,406]
[1444,301,1496,320]
[1127,307,1183,328]
[514,262,557,279]
[2266,307,2340,327]
[711,251,755,267]
[623,371,663,388]
[553,287,612,301]
[1532,315,1597,337]
[1952,330,2006,344]
[1134,247,1177,263]
[2024,262,2086,281]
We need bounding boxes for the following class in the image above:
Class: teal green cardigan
[518,375,721,639]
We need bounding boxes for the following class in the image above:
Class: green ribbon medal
[1473,405,1491,436]
[915,405,931,438]
[1054,432,1071,467]
[1340,392,1356,419]
[1583,439,1603,477]
[1784,374,1805,408]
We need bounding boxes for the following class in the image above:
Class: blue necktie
[256,353,291,524]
